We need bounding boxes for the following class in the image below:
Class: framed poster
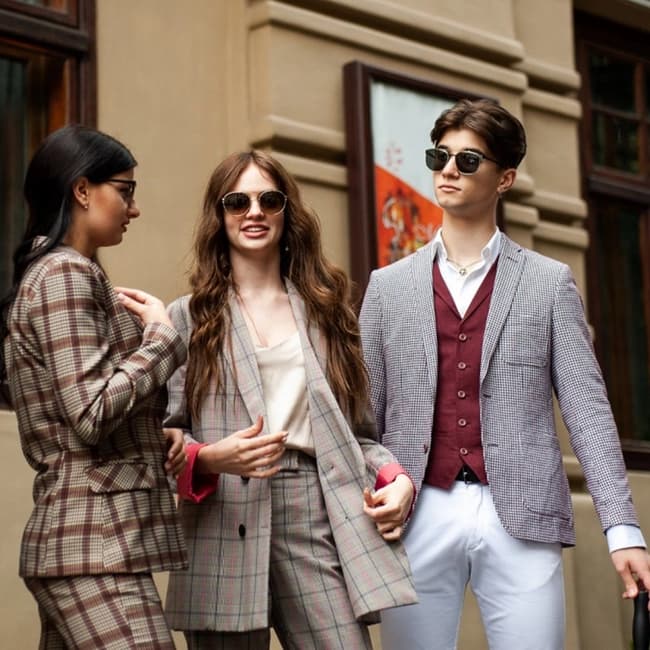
[343,61,482,294]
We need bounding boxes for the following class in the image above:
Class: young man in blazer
[359,98,650,649]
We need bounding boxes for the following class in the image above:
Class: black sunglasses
[105,178,137,201]
[222,190,287,217]
[425,147,499,175]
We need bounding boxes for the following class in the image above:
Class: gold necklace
[236,294,268,347]
[446,256,484,276]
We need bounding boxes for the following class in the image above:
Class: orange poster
[370,80,453,268]
[375,165,443,268]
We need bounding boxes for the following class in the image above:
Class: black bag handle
[633,588,649,650]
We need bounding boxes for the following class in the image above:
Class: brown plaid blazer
[163,283,417,632]
[4,245,188,577]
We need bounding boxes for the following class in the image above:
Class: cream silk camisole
[254,331,314,456]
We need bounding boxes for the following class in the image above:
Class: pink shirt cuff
[375,462,417,517]
[177,442,220,503]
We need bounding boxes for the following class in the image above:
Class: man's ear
[72,177,90,209]
[497,168,517,196]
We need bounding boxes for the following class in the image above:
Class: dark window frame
[0,0,96,123]
[0,0,79,27]
[575,10,650,469]
[0,0,96,409]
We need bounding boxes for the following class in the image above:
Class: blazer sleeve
[358,272,416,505]
[550,264,638,529]
[359,272,387,440]
[30,258,186,446]
[164,296,194,436]
[165,296,220,502]
[353,405,414,496]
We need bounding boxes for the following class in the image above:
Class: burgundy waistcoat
[423,260,498,489]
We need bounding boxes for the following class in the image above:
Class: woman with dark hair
[135,150,417,649]
[1,125,188,649]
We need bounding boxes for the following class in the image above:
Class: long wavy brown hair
[186,150,368,424]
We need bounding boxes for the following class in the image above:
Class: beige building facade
[1,1,649,648]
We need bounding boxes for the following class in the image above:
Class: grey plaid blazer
[359,234,639,547]
[163,282,416,632]
[4,246,187,577]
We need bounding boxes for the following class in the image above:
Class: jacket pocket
[381,430,402,451]
[519,431,572,520]
[85,461,156,493]
[502,316,548,367]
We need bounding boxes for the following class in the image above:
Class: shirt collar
[432,228,501,267]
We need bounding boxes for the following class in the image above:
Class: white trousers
[380,483,565,650]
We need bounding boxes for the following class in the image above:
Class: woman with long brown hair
[153,150,417,648]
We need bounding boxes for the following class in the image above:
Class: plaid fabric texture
[4,247,187,577]
[359,234,639,547]
[25,573,174,649]
[164,284,416,633]
[183,450,373,649]
[269,450,373,649]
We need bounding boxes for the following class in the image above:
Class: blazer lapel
[286,281,366,462]
[286,281,326,372]
[480,235,525,382]
[226,292,268,430]
[413,242,438,398]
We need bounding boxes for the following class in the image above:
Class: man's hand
[611,547,650,608]
[362,474,414,541]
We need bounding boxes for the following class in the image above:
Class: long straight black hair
[0,125,137,394]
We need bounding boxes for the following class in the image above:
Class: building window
[0,0,95,407]
[575,11,650,468]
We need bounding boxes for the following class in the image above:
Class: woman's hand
[197,415,287,479]
[363,473,414,541]
[114,286,173,327]
[163,427,188,478]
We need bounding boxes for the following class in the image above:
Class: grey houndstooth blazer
[359,234,639,547]
[163,282,416,632]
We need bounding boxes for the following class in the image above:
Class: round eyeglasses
[222,190,287,217]
[425,147,499,175]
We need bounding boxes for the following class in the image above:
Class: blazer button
[238,524,246,538]
[241,476,250,484]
